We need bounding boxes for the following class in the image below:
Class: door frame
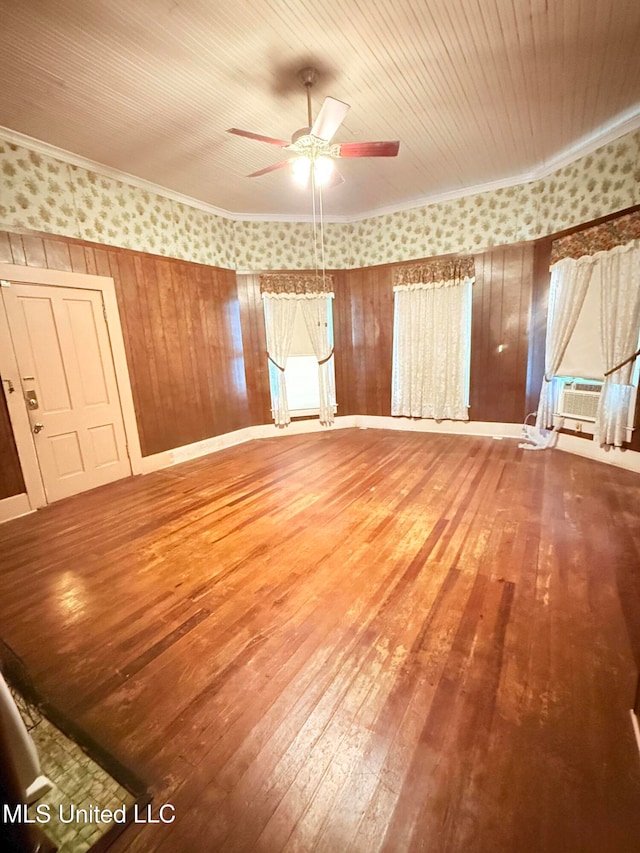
[0,263,143,509]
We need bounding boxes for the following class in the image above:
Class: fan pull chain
[318,183,327,289]
[311,166,320,285]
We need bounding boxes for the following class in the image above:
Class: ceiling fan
[227,67,400,189]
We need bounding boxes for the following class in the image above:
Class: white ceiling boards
[0,0,639,219]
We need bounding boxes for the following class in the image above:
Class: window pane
[285,355,319,410]
[290,303,314,356]
[557,274,604,380]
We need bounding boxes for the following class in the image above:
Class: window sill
[288,406,338,420]
[290,408,320,418]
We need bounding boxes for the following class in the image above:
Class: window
[284,355,320,413]
[267,299,335,418]
[556,264,640,389]
[553,249,640,442]
[391,280,472,421]
[557,269,604,380]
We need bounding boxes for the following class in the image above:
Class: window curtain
[391,259,474,421]
[593,240,640,447]
[299,295,336,425]
[535,258,592,429]
[262,294,299,426]
[261,273,335,427]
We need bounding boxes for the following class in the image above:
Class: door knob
[33,422,44,434]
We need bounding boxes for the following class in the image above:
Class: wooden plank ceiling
[0,0,639,217]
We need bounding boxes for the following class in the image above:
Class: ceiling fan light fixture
[229,66,400,188]
[313,155,334,187]
[291,155,311,187]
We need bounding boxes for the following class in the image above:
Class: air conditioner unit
[553,378,637,440]
[558,380,602,421]
[551,379,602,436]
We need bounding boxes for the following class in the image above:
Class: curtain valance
[260,273,334,296]
[550,210,640,265]
[393,257,475,290]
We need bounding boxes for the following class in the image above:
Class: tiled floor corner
[12,688,135,853]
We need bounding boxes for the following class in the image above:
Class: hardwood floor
[1,429,640,852]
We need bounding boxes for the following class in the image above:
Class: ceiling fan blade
[311,97,350,142]
[338,140,400,158]
[228,128,290,148]
[247,161,291,178]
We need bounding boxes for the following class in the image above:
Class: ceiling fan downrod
[227,65,398,182]
[297,66,319,128]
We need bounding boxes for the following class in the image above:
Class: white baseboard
[3,417,638,524]
[139,426,260,474]
[555,433,640,474]
[139,416,524,475]
[357,415,523,439]
[631,710,640,757]
[139,416,640,477]
[139,416,358,474]
[0,493,33,525]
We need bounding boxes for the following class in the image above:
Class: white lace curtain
[593,240,640,446]
[299,295,335,425]
[536,239,640,446]
[262,292,335,427]
[263,294,298,426]
[536,258,592,429]
[391,277,473,421]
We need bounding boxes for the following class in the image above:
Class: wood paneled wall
[236,274,271,425]
[0,392,24,498]
[334,267,394,416]
[0,231,251,464]
[1,213,637,504]
[236,266,397,422]
[0,236,548,504]
[470,244,535,423]
[526,239,552,417]
[334,245,536,424]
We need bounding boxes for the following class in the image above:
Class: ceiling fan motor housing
[297,67,319,88]
[291,127,312,144]
[228,64,399,179]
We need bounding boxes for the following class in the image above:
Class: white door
[2,282,131,502]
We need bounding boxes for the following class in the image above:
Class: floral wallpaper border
[260,273,334,295]
[394,257,475,286]
[550,210,640,264]
[1,129,638,271]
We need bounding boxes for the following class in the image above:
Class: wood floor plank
[1,429,639,853]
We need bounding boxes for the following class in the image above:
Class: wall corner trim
[0,493,34,525]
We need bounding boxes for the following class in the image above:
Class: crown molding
[538,106,640,176]
[0,126,240,220]
[2,108,639,225]
[344,107,640,223]
[0,126,325,223]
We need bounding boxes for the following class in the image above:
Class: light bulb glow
[291,156,311,187]
[313,155,334,186]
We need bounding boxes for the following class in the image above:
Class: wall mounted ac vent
[557,380,603,422]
